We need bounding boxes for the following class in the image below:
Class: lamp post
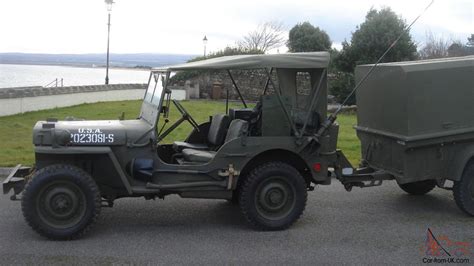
[104,0,115,85]
[203,35,208,57]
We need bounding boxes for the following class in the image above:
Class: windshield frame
[139,70,170,128]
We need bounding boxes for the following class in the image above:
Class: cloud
[0,0,471,54]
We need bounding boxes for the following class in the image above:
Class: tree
[189,46,263,63]
[419,31,450,59]
[329,72,356,105]
[334,7,417,73]
[287,22,332,52]
[448,35,474,57]
[238,21,286,53]
[447,41,466,57]
[467,34,474,47]
[418,32,474,59]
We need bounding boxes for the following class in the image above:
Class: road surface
[1,179,472,265]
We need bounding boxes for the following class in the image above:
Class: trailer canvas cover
[355,56,474,182]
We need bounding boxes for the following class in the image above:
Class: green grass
[0,100,359,167]
[336,113,360,166]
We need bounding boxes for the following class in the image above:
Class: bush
[329,72,355,105]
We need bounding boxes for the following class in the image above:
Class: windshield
[139,71,167,125]
[145,72,164,105]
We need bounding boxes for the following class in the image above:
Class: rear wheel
[239,162,307,230]
[398,180,437,195]
[21,164,101,240]
[453,162,474,216]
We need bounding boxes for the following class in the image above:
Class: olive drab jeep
[4,53,474,240]
[4,52,336,239]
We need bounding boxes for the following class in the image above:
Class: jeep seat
[182,119,248,163]
[173,114,231,152]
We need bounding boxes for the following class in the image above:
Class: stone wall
[0,84,147,116]
[171,70,316,101]
[0,84,146,99]
[169,80,200,100]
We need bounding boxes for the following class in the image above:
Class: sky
[0,0,472,55]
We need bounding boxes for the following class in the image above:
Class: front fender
[35,146,133,194]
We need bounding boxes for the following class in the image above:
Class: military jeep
[4,52,335,239]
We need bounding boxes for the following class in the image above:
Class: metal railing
[44,78,63,88]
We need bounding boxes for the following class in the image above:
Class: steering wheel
[172,100,200,132]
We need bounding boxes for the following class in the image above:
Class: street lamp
[104,0,115,85]
[203,35,208,57]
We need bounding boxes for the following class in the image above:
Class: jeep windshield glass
[145,72,164,105]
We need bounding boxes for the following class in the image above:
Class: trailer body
[355,56,474,184]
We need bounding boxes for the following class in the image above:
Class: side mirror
[161,106,168,114]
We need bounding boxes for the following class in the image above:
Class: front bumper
[2,165,31,200]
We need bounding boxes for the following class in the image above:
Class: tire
[239,162,307,230]
[21,164,101,240]
[453,162,474,216]
[398,180,437,195]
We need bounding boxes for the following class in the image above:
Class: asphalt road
[1,179,472,265]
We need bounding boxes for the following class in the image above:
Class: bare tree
[419,31,451,59]
[448,41,466,57]
[238,21,287,53]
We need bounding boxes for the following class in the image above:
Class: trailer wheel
[453,162,474,216]
[239,162,307,230]
[21,164,101,240]
[398,180,437,195]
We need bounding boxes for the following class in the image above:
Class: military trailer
[354,56,474,207]
[2,53,473,240]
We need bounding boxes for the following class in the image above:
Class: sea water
[0,64,150,88]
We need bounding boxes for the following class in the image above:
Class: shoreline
[0,62,151,71]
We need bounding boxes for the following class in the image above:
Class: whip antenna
[316,0,435,137]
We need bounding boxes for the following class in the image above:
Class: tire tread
[453,163,474,216]
[21,164,101,240]
[239,161,307,231]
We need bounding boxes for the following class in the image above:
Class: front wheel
[453,162,474,216]
[398,180,437,195]
[21,164,101,240]
[239,162,307,230]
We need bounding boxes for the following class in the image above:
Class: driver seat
[173,114,231,152]
[181,119,249,163]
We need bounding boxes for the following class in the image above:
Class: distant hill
[0,53,196,68]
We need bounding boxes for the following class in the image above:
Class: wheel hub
[269,190,283,204]
[256,177,296,220]
[260,184,288,211]
[36,181,86,229]
[51,193,73,213]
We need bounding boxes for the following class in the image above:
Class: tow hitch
[2,165,32,200]
[339,167,394,192]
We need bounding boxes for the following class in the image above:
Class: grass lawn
[0,100,360,167]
